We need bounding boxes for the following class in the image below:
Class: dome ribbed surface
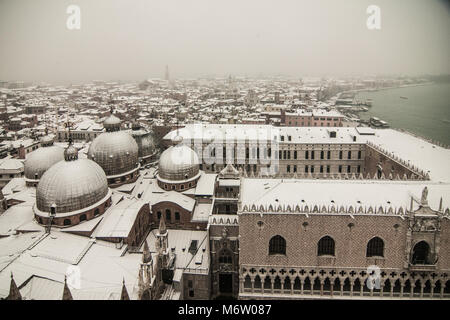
[24,146,65,180]
[88,131,139,176]
[158,145,199,181]
[36,159,108,214]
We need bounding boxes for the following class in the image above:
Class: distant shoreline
[352,81,434,94]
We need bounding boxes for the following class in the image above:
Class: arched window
[269,235,286,255]
[218,249,232,264]
[165,209,171,221]
[94,208,100,216]
[63,219,71,226]
[79,214,87,222]
[366,237,384,257]
[157,211,161,219]
[318,236,335,256]
[412,241,431,265]
[175,212,180,221]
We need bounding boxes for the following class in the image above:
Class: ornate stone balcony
[408,263,437,272]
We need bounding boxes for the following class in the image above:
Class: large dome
[88,131,139,177]
[24,145,65,181]
[36,158,109,214]
[158,144,200,181]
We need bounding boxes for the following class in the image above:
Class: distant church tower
[165,65,170,81]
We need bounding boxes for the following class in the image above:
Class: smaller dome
[24,145,65,181]
[172,135,183,144]
[158,144,199,181]
[104,115,121,132]
[64,144,78,161]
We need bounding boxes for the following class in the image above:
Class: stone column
[320,281,324,296]
[430,284,435,298]
[290,279,294,295]
[239,276,244,294]
[420,283,424,298]
[350,280,354,297]
[300,279,304,295]
[270,279,274,294]
[410,284,415,298]
[340,283,344,296]
[250,278,255,294]
[330,280,334,297]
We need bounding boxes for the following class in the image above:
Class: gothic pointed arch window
[366,237,384,257]
[318,236,335,256]
[218,249,232,264]
[269,235,286,255]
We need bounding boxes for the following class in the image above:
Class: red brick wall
[151,201,207,231]
[239,213,409,269]
[36,197,112,227]
[364,145,417,178]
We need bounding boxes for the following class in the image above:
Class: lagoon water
[355,83,450,145]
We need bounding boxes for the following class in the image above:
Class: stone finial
[159,216,167,234]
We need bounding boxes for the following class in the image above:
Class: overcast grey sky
[0,0,449,83]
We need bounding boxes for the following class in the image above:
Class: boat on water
[369,117,389,128]
[400,96,408,99]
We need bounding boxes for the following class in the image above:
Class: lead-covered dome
[36,147,109,214]
[88,131,139,176]
[88,111,139,178]
[158,143,199,181]
[24,136,65,182]
[103,114,121,132]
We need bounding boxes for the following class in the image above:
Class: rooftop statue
[421,186,428,206]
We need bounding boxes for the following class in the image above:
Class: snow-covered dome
[158,142,199,181]
[36,144,109,215]
[103,114,121,132]
[88,111,139,178]
[88,131,139,177]
[24,136,65,182]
